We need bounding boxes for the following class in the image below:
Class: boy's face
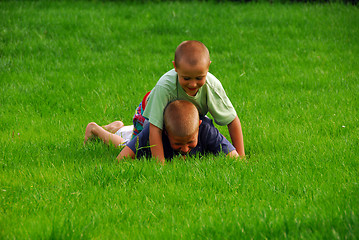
[167,131,199,156]
[166,120,202,156]
[173,60,211,96]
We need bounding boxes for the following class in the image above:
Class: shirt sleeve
[206,74,237,126]
[142,85,174,130]
[200,118,235,155]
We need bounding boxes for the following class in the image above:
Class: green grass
[1,1,358,239]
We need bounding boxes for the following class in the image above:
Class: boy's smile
[174,61,210,96]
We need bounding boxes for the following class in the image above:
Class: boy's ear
[172,61,177,72]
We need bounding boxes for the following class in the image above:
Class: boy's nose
[188,81,197,88]
[181,145,190,154]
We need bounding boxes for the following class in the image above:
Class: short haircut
[174,40,210,69]
[163,100,200,137]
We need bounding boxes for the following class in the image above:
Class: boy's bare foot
[84,122,99,145]
[103,121,124,133]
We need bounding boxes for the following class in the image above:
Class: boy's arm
[117,146,135,162]
[227,116,245,157]
[149,123,165,165]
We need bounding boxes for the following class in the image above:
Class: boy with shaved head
[119,100,238,160]
[133,40,245,163]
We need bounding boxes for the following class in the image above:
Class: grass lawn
[1,1,358,239]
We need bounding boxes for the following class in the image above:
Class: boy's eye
[183,77,191,81]
[196,77,203,80]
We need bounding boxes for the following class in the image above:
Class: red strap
[141,91,151,110]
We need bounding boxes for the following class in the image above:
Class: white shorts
[115,125,134,146]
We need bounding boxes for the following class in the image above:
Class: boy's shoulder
[204,72,224,90]
[198,116,215,134]
[148,69,178,99]
[195,116,235,155]
[157,69,177,85]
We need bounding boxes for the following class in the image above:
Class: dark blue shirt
[126,117,235,160]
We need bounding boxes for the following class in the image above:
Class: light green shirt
[143,69,237,130]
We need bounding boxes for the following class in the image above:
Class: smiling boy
[139,40,245,163]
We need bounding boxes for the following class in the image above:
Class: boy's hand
[227,150,239,158]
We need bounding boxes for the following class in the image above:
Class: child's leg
[103,121,124,133]
[84,122,125,147]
